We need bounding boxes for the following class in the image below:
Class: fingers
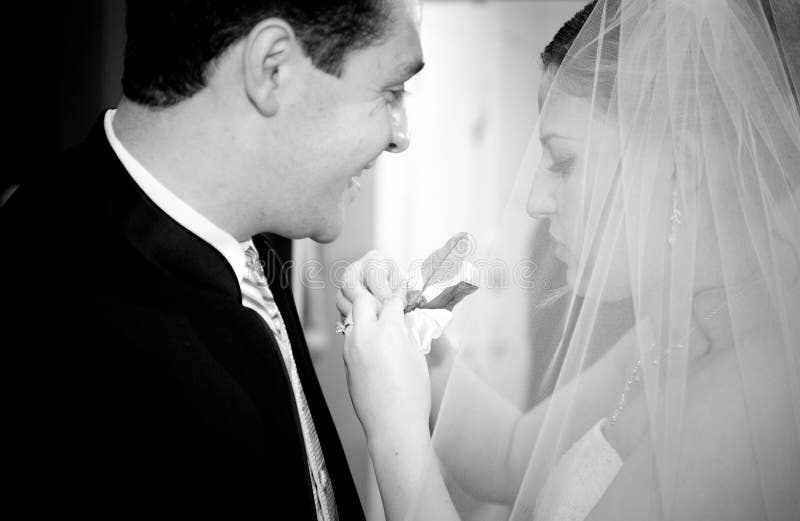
[379,286,408,323]
[339,250,397,304]
[336,290,353,321]
[365,260,394,302]
[339,252,372,303]
[340,261,366,304]
[352,292,380,326]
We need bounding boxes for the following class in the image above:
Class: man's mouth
[346,158,381,193]
[348,160,378,191]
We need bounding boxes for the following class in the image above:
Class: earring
[668,189,682,246]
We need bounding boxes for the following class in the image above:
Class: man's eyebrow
[403,59,425,78]
[385,59,425,85]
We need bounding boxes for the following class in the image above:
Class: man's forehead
[401,0,423,27]
[338,0,423,85]
[388,0,423,56]
[363,3,424,81]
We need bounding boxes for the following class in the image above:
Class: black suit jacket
[1,114,365,517]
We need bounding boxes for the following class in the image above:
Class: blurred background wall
[31,1,583,519]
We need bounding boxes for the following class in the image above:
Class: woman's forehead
[538,92,596,141]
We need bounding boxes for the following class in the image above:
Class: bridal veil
[410,0,800,519]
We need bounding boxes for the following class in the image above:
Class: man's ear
[243,19,298,117]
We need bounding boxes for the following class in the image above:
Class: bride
[339,0,800,520]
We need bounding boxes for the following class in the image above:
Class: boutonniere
[404,232,479,313]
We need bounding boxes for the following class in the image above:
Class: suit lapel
[255,234,366,520]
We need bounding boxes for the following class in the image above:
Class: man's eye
[386,88,408,104]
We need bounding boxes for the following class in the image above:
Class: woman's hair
[539,0,619,109]
[539,0,798,200]
[541,0,598,72]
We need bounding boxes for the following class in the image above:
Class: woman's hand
[344,286,431,442]
[336,253,463,521]
[338,253,431,443]
[335,249,399,322]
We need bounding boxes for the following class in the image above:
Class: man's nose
[527,165,558,218]
[386,102,409,153]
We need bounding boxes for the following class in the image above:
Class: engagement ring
[335,318,353,335]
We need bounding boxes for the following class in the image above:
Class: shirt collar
[104,109,251,285]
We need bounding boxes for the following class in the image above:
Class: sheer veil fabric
[410,1,800,519]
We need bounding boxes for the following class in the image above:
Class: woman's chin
[568,263,632,302]
[563,264,589,298]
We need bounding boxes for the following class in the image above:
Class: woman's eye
[550,157,574,176]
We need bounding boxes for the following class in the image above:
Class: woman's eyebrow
[539,132,571,146]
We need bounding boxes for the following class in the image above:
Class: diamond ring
[335,318,353,335]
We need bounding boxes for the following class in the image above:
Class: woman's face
[528,71,672,300]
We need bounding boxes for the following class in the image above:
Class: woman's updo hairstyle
[539,0,620,110]
[541,0,598,71]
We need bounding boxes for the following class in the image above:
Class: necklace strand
[607,280,762,426]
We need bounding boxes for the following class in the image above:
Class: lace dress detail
[533,420,622,521]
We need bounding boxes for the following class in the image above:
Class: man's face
[272,1,424,243]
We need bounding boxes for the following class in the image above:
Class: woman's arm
[339,253,637,513]
[344,283,464,521]
[355,289,638,505]
[433,326,637,502]
[504,331,635,487]
[367,426,462,521]
[427,335,457,428]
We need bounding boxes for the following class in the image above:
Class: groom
[1,0,422,514]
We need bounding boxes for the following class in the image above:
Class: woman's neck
[690,277,767,353]
[691,237,799,353]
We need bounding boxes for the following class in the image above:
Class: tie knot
[245,246,268,287]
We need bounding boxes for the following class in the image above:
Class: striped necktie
[242,246,338,521]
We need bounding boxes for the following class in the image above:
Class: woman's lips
[554,243,569,261]
[550,233,569,261]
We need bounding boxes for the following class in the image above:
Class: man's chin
[309,217,345,244]
[269,222,341,244]
[310,232,339,244]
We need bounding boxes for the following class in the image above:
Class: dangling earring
[668,188,682,246]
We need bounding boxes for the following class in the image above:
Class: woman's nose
[527,165,558,218]
[386,101,409,153]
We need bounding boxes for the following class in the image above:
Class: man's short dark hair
[122,0,392,107]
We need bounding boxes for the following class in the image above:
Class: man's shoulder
[2,133,109,231]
